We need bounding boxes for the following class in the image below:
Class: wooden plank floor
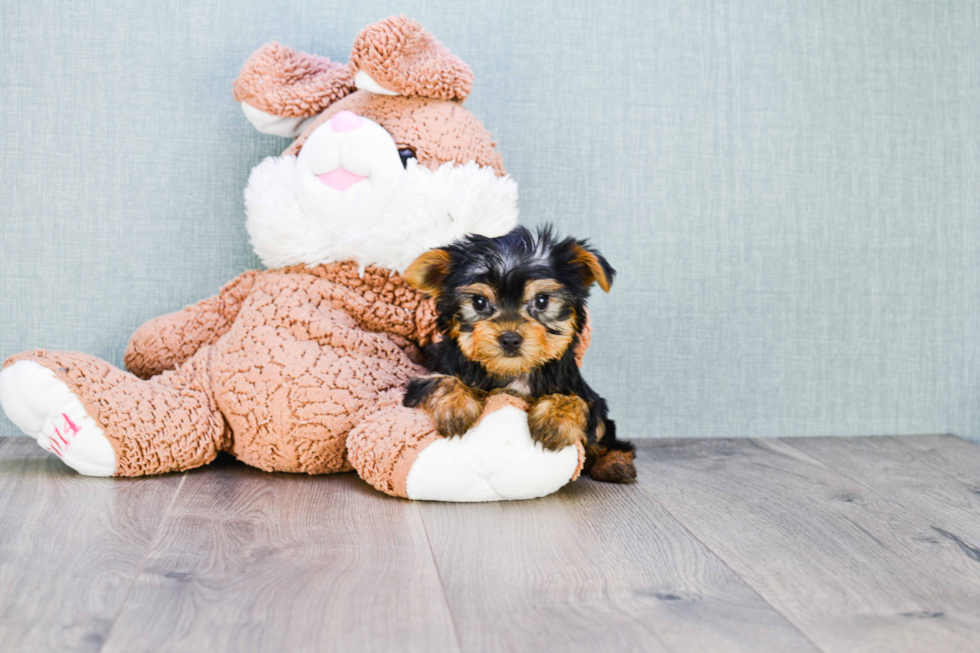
[1,435,979,653]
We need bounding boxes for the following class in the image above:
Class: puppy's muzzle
[497,331,523,356]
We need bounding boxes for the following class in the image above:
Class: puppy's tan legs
[412,375,487,437]
[527,394,589,451]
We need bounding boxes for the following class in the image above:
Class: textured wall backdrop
[2,0,979,442]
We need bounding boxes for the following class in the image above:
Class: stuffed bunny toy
[0,16,591,501]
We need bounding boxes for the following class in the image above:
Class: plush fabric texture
[6,2,980,447]
[232,42,355,118]
[125,270,263,379]
[286,92,505,175]
[244,155,518,273]
[403,394,585,502]
[6,347,229,476]
[0,360,117,476]
[5,263,435,477]
[0,16,587,501]
[350,15,474,101]
[4,262,586,493]
[349,392,586,499]
[346,390,442,497]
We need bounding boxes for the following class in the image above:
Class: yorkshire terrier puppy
[402,226,635,483]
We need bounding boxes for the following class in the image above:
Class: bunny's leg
[1,348,227,476]
[347,392,584,502]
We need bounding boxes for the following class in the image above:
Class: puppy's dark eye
[534,294,550,310]
[472,295,489,312]
[398,147,417,168]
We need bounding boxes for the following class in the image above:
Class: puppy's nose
[330,110,363,133]
[498,331,523,352]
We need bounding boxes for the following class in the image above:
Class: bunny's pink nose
[330,110,363,132]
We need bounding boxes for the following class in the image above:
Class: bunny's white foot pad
[0,360,116,476]
[405,403,580,502]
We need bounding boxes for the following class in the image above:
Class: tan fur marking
[448,320,462,340]
[528,319,576,365]
[522,279,564,303]
[572,244,611,293]
[527,394,589,451]
[458,283,497,305]
[459,315,576,377]
[404,249,452,297]
[419,374,487,437]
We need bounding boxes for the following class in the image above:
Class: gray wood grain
[635,438,980,653]
[895,434,980,486]
[787,436,980,547]
[6,435,980,653]
[0,437,183,652]
[100,459,460,653]
[418,475,819,653]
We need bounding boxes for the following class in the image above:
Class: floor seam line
[633,456,829,653]
[415,503,467,653]
[97,472,188,653]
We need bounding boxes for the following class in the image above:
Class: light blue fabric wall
[2,0,978,441]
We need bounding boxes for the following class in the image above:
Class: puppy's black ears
[404,248,452,296]
[571,243,615,293]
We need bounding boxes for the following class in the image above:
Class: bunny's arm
[124,271,263,379]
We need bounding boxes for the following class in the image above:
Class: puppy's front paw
[528,394,589,451]
[409,375,486,437]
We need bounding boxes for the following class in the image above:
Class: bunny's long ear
[350,15,473,101]
[233,42,356,137]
